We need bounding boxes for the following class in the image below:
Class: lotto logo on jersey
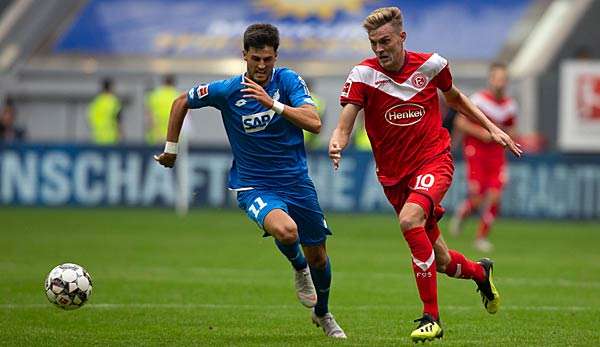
[385,103,426,126]
[242,110,275,133]
[341,81,352,97]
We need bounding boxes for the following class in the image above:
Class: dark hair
[163,74,176,86]
[243,23,279,52]
[101,78,113,92]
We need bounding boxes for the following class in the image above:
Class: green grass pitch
[1,208,599,346]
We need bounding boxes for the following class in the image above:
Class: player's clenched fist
[154,152,177,168]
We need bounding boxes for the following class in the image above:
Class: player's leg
[474,188,501,252]
[399,201,438,320]
[284,177,345,338]
[450,160,484,236]
[263,209,306,270]
[433,233,484,281]
[237,190,316,307]
[398,200,443,342]
[303,244,346,339]
[395,155,454,342]
[433,234,500,314]
[263,210,318,308]
[302,244,330,317]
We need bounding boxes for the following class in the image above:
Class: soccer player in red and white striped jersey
[328,7,522,343]
[450,63,518,252]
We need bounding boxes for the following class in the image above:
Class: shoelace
[413,317,431,327]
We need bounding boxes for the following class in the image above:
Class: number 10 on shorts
[414,174,435,191]
[248,197,268,218]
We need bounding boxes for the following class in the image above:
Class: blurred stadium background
[1,0,600,345]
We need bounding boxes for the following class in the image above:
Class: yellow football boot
[410,314,443,343]
[476,258,500,314]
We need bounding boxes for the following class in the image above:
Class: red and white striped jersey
[463,89,518,158]
[340,51,453,186]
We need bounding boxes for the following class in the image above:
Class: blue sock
[275,239,307,271]
[310,257,331,317]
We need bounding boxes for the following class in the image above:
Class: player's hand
[241,76,273,109]
[489,127,523,158]
[153,152,177,168]
[329,141,342,170]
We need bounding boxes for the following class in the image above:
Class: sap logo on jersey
[242,110,276,133]
[385,103,425,126]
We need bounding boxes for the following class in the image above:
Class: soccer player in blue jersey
[154,23,346,339]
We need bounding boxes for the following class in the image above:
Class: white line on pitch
[0,303,596,311]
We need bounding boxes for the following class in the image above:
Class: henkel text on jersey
[340,51,453,186]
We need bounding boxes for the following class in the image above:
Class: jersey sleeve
[186,81,225,109]
[503,101,518,127]
[281,69,316,108]
[340,66,366,107]
[434,64,453,92]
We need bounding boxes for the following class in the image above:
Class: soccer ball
[44,263,93,310]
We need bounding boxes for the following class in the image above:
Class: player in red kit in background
[329,7,522,343]
[450,63,518,252]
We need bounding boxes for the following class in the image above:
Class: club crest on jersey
[242,110,275,133]
[411,72,428,89]
[385,103,426,126]
[341,81,352,97]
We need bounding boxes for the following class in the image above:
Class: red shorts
[465,147,507,194]
[382,151,454,241]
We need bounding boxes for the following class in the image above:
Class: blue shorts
[236,179,331,246]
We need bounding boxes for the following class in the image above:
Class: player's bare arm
[153,92,188,168]
[241,76,321,133]
[454,114,493,142]
[506,124,518,140]
[329,103,362,170]
[444,86,522,157]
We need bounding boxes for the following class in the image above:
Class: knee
[306,251,327,269]
[488,190,502,203]
[399,213,425,232]
[272,222,298,244]
[435,251,451,273]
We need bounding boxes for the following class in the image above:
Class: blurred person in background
[154,23,346,339]
[353,114,371,151]
[146,74,179,144]
[0,96,26,142]
[302,78,327,150]
[88,78,122,144]
[329,7,521,342]
[450,63,518,253]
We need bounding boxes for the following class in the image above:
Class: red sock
[403,226,438,320]
[477,203,499,239]
[444,250,485,282]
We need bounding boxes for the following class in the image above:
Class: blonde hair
[363,7,403,32]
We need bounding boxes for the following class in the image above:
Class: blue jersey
[187,67,315,189]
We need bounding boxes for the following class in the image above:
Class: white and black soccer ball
[44,263,93,310]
